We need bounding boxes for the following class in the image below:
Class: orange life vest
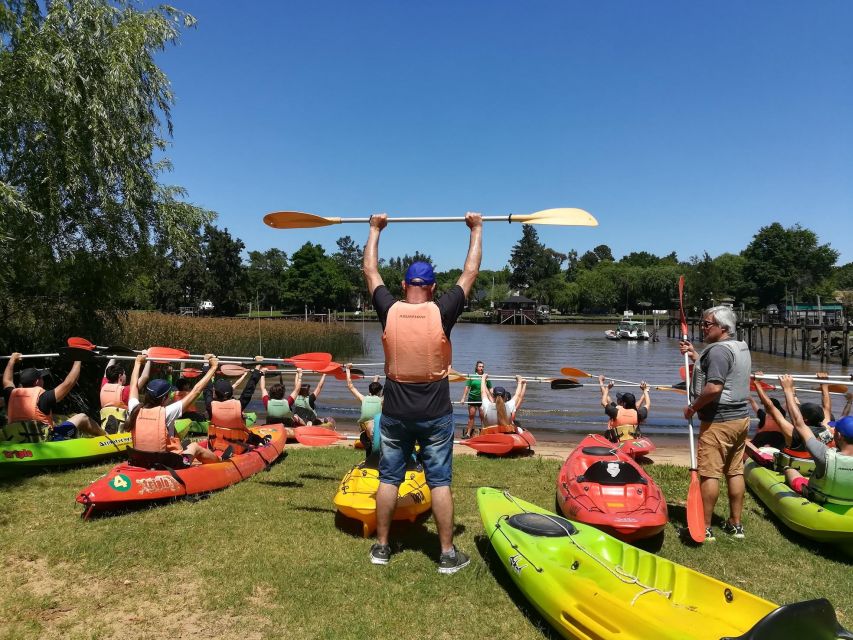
[382,301,452,383]
[7,387,53,426]
[100,383,127,409]
[758,413,783,434]
[210,399,245,429]
[608,407,638,429]
[173,390,189,402]
[482,424,517,435]
[132,406,181,453]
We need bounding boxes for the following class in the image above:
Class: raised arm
[313,373,327,398]
[136,356,152,391]
[843,392,853,418]
[480,373,494,403]
[345,364,364,402]
[53,361,82,402]
[639,381,651,411]
[515,379,528,411]
[128,354,146,403]
[598,375,613,408]
[182,356,219,413]
[362,213,388,296]
[290,369,303,401]
[753,372,794,446]
[511,375,525,406]
[3,353,20,389]
[779,375,816,446]
[454,212,483,298]
[816,372,832,421]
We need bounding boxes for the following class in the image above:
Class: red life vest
[100,383,127,409]
[7,387,53,426]
[210,399,245,429]
[382,301,452,383]
[132,406,181,453]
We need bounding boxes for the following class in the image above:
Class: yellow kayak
[333,460,431,537]
[477,487,850,640]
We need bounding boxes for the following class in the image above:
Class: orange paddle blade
[828,383,848,394]
[654,386,688,394]
[678,364,694,381]
[219,363,247,376]
[560,367,592,378]
[264,211,342,229]
[284,352,333,371]
[67,337,96,350]
[686,469,705,543]
[749,380,775,392]
[678,275,688,338]
[148,346,190,363]
[293,426,346,447]
[180,367,202,378]
[318,362,343,374]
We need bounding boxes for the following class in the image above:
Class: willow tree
[0,0,213,350]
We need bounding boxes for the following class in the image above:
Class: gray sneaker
[369,543,391,565]
[721,521,745,539]
[437,546,470,574]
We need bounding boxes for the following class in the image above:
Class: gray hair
[704,306,737,335]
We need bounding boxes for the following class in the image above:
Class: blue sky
[156,1,853,271]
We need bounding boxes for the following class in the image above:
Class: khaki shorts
[697,417,750,479]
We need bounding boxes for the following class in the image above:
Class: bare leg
[464,406,475,437]
[68,413,106,437]
[477,406,486,435]
[375,481,400,546]
[726,474,745,524]
[700,476,720,529]
[184,442,219,464]
[431,485,455,553]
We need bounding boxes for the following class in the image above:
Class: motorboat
[617,320,650,341]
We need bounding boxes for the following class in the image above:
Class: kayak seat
[127,447,190,470]
[581,446,616,457]
[577,461,647,486]
[507,512,577,537]
[208,424,257,454]
[722,598,853,640]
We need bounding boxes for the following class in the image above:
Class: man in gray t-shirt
[680,305,752,541]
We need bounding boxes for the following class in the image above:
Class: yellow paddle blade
[264,211,342,229]
[513,208,598,226]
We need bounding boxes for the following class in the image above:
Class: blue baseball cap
[405,261,435,286]
[145,378,173,400]
[829,416,853,438]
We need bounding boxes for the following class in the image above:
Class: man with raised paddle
[363,211,482,573]
[680,305,752,542]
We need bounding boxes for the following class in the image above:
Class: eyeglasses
[700,321,719,329]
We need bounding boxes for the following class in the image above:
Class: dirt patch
[3,556,267,639]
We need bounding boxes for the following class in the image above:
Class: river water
[252,322,851,436]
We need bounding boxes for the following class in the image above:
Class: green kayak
[477,487,849,640]
[0,433,133,474]
[744,458,853,557]
[174,412,257,438]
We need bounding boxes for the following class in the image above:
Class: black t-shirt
[2,385,57,417]
[604,403,648,422]
[374,285,466,420]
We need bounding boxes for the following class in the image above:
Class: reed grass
[108,311,364,360]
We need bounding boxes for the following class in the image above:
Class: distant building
[781,303,843,324]
[496,294,538,325]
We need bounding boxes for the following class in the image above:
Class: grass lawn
[0,448,849,639]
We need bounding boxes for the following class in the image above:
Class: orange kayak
[76,424,286,517]
[462,427,536,456]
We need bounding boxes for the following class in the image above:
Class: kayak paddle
[559,367,640,386]
[679,275,706,544]
[293,426,355,447]
[263,207,598,230]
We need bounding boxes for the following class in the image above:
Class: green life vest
[359,396,383,424]
[809,448,853,505]
[267,398,292,420]
[2,421,48,443]
[293,395,317,422]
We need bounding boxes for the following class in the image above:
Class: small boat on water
[604,329,620,340]
[617,320,650,341]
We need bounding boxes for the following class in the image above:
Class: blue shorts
[378,413,455,489]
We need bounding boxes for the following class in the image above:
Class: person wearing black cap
[598,375,650,442]
[205,356,265,452]
[127,353,224,464]
[2,352,102,442]
[363,210,482,573]
[779,375,853,505]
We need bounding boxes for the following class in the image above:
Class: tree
[333,235,364,307]
[246,248,288,309]
[0,0,211,350]
[281,242,352,312]
[509,225,564,289]
[742,223,838,307]
[576,269,619,312]
[578,244,614,270]
[201,225,246,315]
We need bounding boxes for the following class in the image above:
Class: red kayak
[462,426,536,456]
[556,435,667,542]
[77,424,286,518]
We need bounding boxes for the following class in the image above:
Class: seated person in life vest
[3,353,103,442]
[127,353,225,464]
[345,364,383,454]
[99,356,152,433]
[780,376,853,505]
[598,375,649,441]
[752,371,835,458]
[292,372,335,427]
[749,381,789,450]
[480,374,527,433]
[259,370,299,427]
[204,356,264,451]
